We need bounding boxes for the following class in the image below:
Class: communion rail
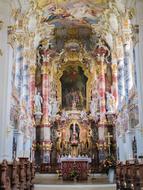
[116,160,143,190]
[0,158,35,190]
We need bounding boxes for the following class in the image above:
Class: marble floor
[34,184,116,190]
[34,173,110,184]
[34,173,116,190]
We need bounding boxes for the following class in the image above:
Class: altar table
[60,158,90,180]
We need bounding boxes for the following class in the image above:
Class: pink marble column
[111,62,118,107]
[41,61,51,163]
[98,56,106,114]
[42,62,49,125]
[29,64,36,115]
[97,55,107,157]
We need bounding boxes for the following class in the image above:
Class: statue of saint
[61,109,68,121]
[70,123,80,145]
[90,99,97,116]
[51,98,59,116]
[34,92,43,113]
[106,92,115,112]
[80,109,87,120]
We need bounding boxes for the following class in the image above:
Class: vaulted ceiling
[9,0,134,62]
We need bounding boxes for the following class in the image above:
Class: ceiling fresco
[20,0,128,54]
[39,0,108,26]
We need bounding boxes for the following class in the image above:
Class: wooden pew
[116,162,121,189]
[116,160,143,190]
[0,160,11,190]
[0,159,35,190]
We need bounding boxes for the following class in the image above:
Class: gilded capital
[42,116,49,125]
[41,65,50,75]
[14,33,24,45]
[0,20,3,30]
[0,49,3,56]
[111,63,117,74]
[29,64,36,75]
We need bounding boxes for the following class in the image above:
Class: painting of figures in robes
[60,66,87,110]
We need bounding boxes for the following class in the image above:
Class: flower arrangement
[70,170,78,179]
[103,155,116,174]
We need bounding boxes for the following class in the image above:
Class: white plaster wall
[0,0,12,162]
[118,135,126,163]
[0,0,22,161]
[134,0,143,157]
[135,0,143,127]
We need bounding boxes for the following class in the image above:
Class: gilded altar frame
[53,61,92,111]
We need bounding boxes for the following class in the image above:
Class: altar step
[34,184,116,190]
[34,173,116,190]
[34,173,111,185]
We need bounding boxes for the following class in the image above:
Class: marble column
[134,0,143,155]
[111,61,118,108]
[123,44,133,102]
[117,59,125,109]
[0,1,14,162]
[22,49,29,110]
[97,56,106,154]
[23,136,31,158]
[42,62,49,125]
[4,127,14,161]
[135,127,143,158]
[29,63,36,115]
[125,131,133,160]
[98,56,106,113]
[41,62,51,162]
[118,135,126,163]
[16,132,24,157]
[14,44,23,96]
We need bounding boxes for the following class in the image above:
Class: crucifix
[106,132,113,156]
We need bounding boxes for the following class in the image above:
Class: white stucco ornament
[115,0,125,13]
[104,32,113,49]
[109,13,118,33]
[34,33,41,48]
[28,15,37,32]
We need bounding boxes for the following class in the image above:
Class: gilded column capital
[23,49,36,62]
[42,117,50,125]
[0,20,4,30]
[103,63,107,73]
[111,63,118,74]
[28,64,36,75]
[96,64,101,75]
[8,25,17,47]
[0,20,4,55]
[41,65,50,75]
[15,32,25,45]
[0,49,2,56]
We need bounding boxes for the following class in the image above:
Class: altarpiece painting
[60,65,87,110]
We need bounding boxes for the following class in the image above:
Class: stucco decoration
[109,13,119,33]
[28,14,37,32]
[115,0,125,13]
[104,31,113,49]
